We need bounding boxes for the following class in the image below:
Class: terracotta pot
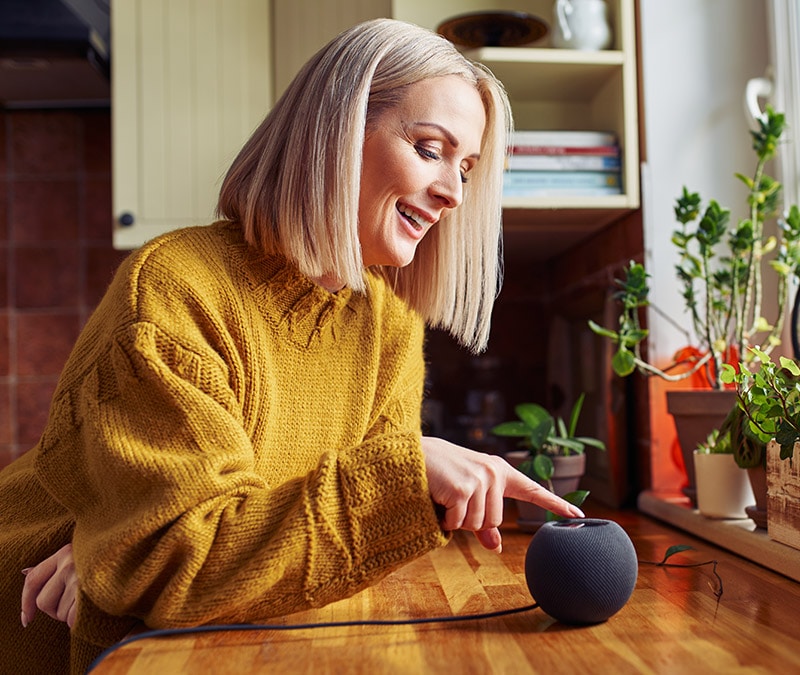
[693,451,754,519]
[667,390,737,507]
[505,451,586,532]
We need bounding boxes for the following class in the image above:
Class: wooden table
[90,508,800,674]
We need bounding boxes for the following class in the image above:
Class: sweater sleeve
[34,320,447,629]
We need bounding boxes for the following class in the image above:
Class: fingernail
[21,568,32,576]
[21,611,28,628]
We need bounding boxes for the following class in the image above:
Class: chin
[371,246,419,269]
[390,252,418,269]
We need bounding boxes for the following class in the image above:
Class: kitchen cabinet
[111,0,271,249]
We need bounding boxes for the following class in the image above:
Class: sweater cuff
[338,432,448,578]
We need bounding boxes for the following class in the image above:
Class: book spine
[506,154,621,171]
[503,170,621,189]
[510,144,620,157]
[503,186,623,197]
[510,130,618,147]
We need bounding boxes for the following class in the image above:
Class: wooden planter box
[766,440,800,550]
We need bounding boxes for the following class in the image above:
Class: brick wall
[0,109,127,468]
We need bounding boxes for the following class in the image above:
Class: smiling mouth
[397,204,430,231]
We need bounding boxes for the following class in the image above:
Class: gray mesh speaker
[524,519,638,625]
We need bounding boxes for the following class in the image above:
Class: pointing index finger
[504,466,585,519]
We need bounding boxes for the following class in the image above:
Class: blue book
[503,170,622,197]
[506,154,622,171]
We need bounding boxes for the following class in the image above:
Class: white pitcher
[552,0,613,50]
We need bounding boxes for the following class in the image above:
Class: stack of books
[503,130,622,198]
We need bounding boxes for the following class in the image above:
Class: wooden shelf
[637,490,800,583]
[501,205,634,262]
[465,47,625,102]
[475,0,640,261]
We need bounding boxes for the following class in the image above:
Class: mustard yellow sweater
[0,221,447,674]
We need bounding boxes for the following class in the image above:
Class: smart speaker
[524,519,638,625]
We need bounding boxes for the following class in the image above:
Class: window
[767,0,800,204]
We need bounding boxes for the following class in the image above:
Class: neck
[312,273,345,293]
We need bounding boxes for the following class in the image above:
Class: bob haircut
[217,18,512,353]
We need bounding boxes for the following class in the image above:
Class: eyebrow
[410,122,481,159]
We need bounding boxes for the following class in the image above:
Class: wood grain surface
[90,506,800,674]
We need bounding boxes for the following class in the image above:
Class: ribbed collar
[220,222,362,349]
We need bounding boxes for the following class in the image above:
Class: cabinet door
[272,0,391,99]
[112,0,271,249]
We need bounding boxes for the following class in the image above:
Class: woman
[1,18,582,674]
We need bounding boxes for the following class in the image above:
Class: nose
[431,167,464,209]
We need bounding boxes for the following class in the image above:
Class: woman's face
[358,75,486,269]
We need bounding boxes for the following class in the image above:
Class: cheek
[357,174,382,222]
[359,135,420,217]
[360,162,403,215]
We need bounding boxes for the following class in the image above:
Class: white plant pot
[693,451,754,519]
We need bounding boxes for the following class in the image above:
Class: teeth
[398,205,428,229]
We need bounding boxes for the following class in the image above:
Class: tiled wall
[0,109,127,469]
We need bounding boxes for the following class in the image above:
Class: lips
[397,203,433,231]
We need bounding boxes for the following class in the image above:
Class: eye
[414,144,440,161]
[460,171,469,184]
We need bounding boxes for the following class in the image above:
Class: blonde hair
[217,18,512,352]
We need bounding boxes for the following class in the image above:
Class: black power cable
[85,603,540,673]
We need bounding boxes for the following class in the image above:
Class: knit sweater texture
[0,221,448,674]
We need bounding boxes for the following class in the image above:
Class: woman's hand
[420,437,584,552]
[21,543,78,629]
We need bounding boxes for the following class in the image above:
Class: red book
[510,144,620,156]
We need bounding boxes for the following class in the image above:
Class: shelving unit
[638,491,800,583]
[459,1,640,246]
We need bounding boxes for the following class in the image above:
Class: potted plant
[722,402,768,527]
[721,349,800,545]
[492,393,605,531]
[693,420,755,520]
[589,106,800,502]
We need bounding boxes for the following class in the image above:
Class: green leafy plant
[491,394,605,516]
[721,347,800,462]
[696,427,731,454]
[691,402,765,469]
[590,107,800,390]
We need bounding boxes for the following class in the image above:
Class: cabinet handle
[118,212,135,227]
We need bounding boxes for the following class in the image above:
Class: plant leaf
[576,436,606,450]
[659,544,694,564]
[545,490,591,521]
[612,348,636,377]
[567,393,586,437]
[491,421,530,437]
[532,454,554,481]
[587,320,619,340]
